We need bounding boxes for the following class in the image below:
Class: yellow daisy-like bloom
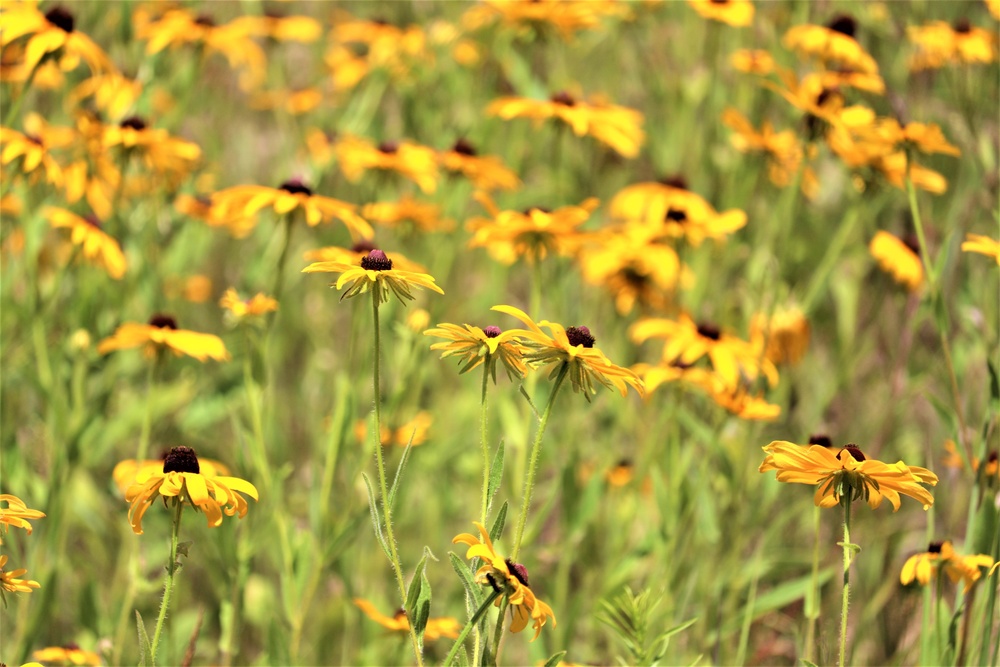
[462,0,628,40]
[219,288,278,320]
[704,381,781,421]
[32,645,103,666]
[303,248,444,305]
[439,138,520,192]
[112,454,231,496]
[332,17,429,77]
[1,112,75,187]
[69,72,143,122]
[355,411,434,449]
[783,15,879,74]
[249,87,323,115]
[750,306,810,365]
[353,598,461,641]
[605,459,635,487]
[961,234,1000,264]
[871,151,948,195]
[860,119,961,158]
[0,493,45,536]
[362,196,455,233]
[631,360,717,396]
[125,446,258,535]
[453,521,556,641]
[303,243,428,274]
[494,305,643,398]
[46,207,126,280]
[211,179,373,240]
[335,135,440,194]
[687,0,754,27]
[488,91,645,158]
[323,43,370,93]
[908,19,997,70]
[870,231,923,292]
[730,48,774,74]
[425,319,528,382]
[97,314,230,362]
[0,554,40,595]
[0,4,112,76]
[759,441,938,511]
[102,116,201,177]
[228,13,323,43]
[466,192,598,265]
[608,180,747,246]
[901,541,995,592]
[721,109,808,192]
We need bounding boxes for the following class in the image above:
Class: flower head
[687,0,754,27]
[452,521,556,641]
[353,598,461,640]
[750,306,810,365]
[102,116,201,177]
[113,454,232,496]
[783,16,879,74]
[335,135,440,194]
[961,234,1000,264]
[219,288,278,321]
[124,446,258,534]
[0,494,45,537]
[908,20,997,70]
[0,554,39,596]
[98,315,230,362]
[759,441,938,511]
[609,180,747,246]
[46,207,126,279]
[870,231,923,292]
[425,318,528,382]
[32,645,103,667]
[1,113,75,187]
[303,248,443,304]
[439,139,520,191]
[462,0,628,40]
[362,196,455,233]
[0,3,112,75]
[901,541,995,592]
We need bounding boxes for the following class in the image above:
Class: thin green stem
[243,337,273,493]
[479,363,491,525]
[4,62,38,128]
[490,597,508,663]
[136,360,156,462]
[839,498,852,667]
[804,504,821,662]
[271,215,295,303]
[151,500,184,665]
[511,362,569,562]
[443,589,502,667]
[371,289,425,667]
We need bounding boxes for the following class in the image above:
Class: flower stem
[479,363,491,525]
[151,500,184,665]
[443,589,502,667]
[839,497,853,667]
[371,289,425,667]
[804,504,821,662]
[511,362,569,562]
[136,360,156,462]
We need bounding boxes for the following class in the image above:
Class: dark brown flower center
[352,240,377,254]
[120,116,147,131]
[483,325,502,338]
[505,559,530,587]
[194,14,216,27]
[927,541,944,553]
[815,87,842,109]
[659,174,689,190]
[550,91,575,107]
[987,451,998,464]
[902,233,920,255]
[953,18,971,34]
[162,446,200,474]
[842,444,866,461]
[360,249,392,271]
[808,434,833,448]
[148,314,178,330]
[279,178,312,196]
[83,214,101,228]
[378,141,399,154]
[826,14,857,38]
[616,457,633,468]
[696,323,721,340]
[26,134,43,146]
[524,206,551,215]
[566,326,595,348]
[665,207,687,223]
[452,138,477,156]
[45,6,75,33]
[393,608,407,620]
[709,0,730,4]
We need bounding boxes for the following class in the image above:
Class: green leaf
[406,547,436,652]
[489,501,508,544]
[448,552,482,604]
[518,385,541,420]
[361,473,392,561]
[455,645,469,667]
[988,359,999,402]
[542,651,566,667]
[487,440,505,515]
[389,428,416,508]
[136,610,153,667]
[800,661,819,667]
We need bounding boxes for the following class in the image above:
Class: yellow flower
[961,234,1000,264]
[901,541,995,592]
[908,19,997,70]
[687,0,754,27]
[69,71,143,121]
[631,360,718,396]
[46,207,126,280]
[462,0,628,40]
[1,112,75,187]
[425,319,528,382]
[323,43,370,92]
[0,554,40,595]
[102,116,201,177]
[0,4,112,75]
[861,118,961,157]
[112,454,231,496]
[759,441,938,511]
[332,17,429,77]
[303,243,429,274]
[334,135,440,194]
[32,645,103,666]
[439,138,520,191]
[164,274,214,304]
[219,288,278,320]
[453,521,556,641]
[730,48,774,74]
[466,192,598,265]
[605,459,635,487]
[704,381,781,421]
[97,314,230,362]
[229,13,323,43]
[870,231,923,292]
[494,305,643,398]
[249,87,323,115]
[125,446,258,535]
[721,109,809,193]
[354,411,434,448]
[211,179,373,240]
[302,248,444,304]
[353,598,461,641]
[783,15,879,74]
[750,306,810,365]
[871,151,948,195]
[608,180,747,246]
[0,494,45,536]
[488,91,645,158]
[362,196,455,233]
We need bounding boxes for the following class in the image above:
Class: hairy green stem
[443,589,502,667]
[136,360,156,462]
[479,363,491,524]
[804,504,821,662]
[839,498,852,667]
[151,500,184,665]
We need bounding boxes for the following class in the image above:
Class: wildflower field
[2,1,999,665]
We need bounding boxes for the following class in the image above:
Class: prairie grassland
[1,1,998,666]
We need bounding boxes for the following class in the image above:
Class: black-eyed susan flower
[354,411,434,448]
[219,288,278,321]
[630,360,717,396]
[687,0,754,27]
[0,554,39,595]
[353,598,461,641]
[759,441,938,511]
[605,459,635,487]
[332,16,430,77]
[438,138,520,191]
[1,113,75,187]
[229,12,323,43]
[425,320,528,382]
[0,494,45,536]
[453,521,556,641]
[102,116,201,177]
[0,3,112,75]
[46,207,126,279]
[211,179,373,240]
[97,314,230,362]
[303,242,429,274]
[961,234,1000,264]
[783,15,879,74]
[125,446,258,534]
[750,306,810,365]
[862,119,961,158]
[466,192,598,265]
[323,43,371,93]
[908,19,997,70]
[335,135,440,194]
[608,180,747,246]
[303,248,443,304]
[495,305,643,398]
[870,231,923,292]
[249,87,324,115]
[487,91,645,158]
[112,454,231,496]
[705,381,781,421]
[901,541,995,592]
[730,48,774,74]
[721,109,811,193]
[462,0,628,40]
[362,196,455,233]
[32,645,102,666]
[69,71,142,121]
[871,151,948,195]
